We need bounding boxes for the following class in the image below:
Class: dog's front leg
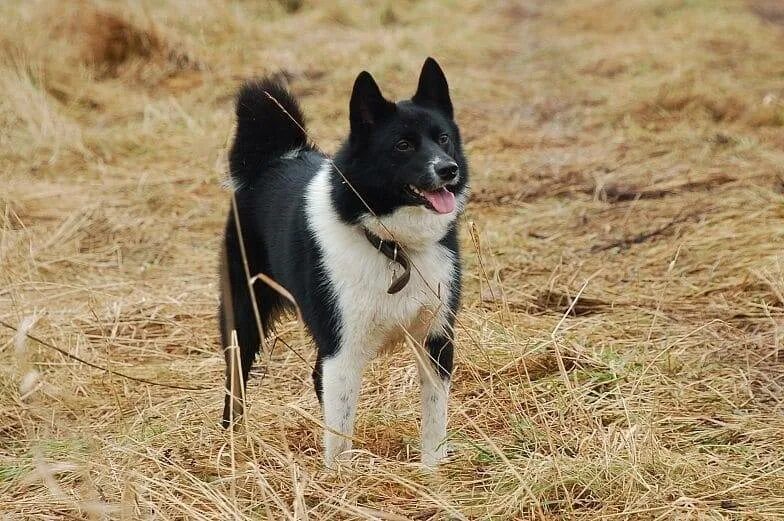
[321,344,369,467]
[417,335,453,468]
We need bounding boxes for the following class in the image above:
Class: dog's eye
[395,139,413,152]
[438,133,450,145]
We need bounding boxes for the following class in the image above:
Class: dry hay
[2,0,784,519]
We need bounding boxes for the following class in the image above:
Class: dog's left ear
[412,57,453,119]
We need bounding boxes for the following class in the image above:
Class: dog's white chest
[341,242,454,352]
[305,165,456,354]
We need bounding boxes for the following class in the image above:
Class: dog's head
[334,58,469,246]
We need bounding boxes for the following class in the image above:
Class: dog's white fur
[305,161,459,467]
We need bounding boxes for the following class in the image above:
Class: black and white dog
[219,58,468,467]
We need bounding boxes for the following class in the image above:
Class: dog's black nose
[435,161,459,181]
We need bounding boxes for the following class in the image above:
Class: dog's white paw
[421,443,450,470]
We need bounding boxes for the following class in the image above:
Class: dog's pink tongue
[423,187,456,214]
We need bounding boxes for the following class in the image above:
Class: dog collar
[363,228,411,294]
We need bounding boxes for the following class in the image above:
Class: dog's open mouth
[405,184,456,214]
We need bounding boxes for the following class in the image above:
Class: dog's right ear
[349,71,395,134]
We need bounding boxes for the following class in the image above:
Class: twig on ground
[0,319,209,391]
[590,211,699,252]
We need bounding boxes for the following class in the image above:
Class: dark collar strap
[363,228,411,294]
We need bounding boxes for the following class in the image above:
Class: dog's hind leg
[416,334,453,468]
[220,218,264,429]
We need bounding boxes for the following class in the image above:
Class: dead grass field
[2,0,784,519]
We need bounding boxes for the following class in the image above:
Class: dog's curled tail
[229,78,308,188]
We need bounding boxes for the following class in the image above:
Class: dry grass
[2,0,784,519]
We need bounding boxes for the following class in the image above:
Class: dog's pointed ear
[350,71,395,133]
[412,57,453,119]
